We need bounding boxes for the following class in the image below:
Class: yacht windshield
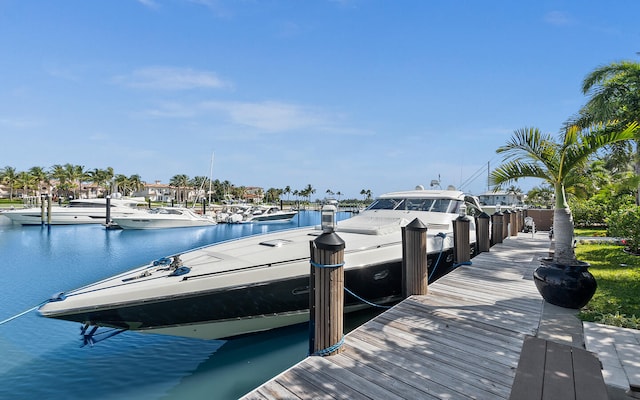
[367,198,406,210]
[367,197,463,213]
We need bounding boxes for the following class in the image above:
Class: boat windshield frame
[366,197,464,214]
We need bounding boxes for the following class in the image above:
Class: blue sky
[1,1,639,199]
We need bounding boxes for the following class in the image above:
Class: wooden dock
[241,233,553,399]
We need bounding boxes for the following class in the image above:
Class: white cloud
[138,101,197,118]
[201,100,329,132]
[544,11,573,26]
[115,67,231,90]
[137,0,160,10]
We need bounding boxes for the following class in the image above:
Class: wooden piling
[309,231,345,357]
[502,209,511,239]
[401,218,428,297]
[476,212,491,253]
[46,195,52,226]
[40,195,46,226]
[453,215,471,265]
[105,196,111,225]
[510,209,518,236]
[491,211,503,246]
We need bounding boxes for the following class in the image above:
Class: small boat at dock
[241,206,298,223]
[110,207,217,229]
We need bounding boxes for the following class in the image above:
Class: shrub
[571,198,608,227]
[606,205,640,254]
[597,312,640,329]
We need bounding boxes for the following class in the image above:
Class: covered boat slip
[241,232,608,400]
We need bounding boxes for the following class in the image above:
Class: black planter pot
[533,260,597,309]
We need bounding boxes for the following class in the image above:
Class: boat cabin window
[368,198,465,214]
[69,202,104,208]
[367,198,406,210]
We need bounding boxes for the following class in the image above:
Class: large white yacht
[2,197,145,226]
[38,186,482,341]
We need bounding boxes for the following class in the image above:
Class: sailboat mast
[209,152,214,206]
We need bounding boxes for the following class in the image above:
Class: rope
[428,233,447,281]
[0,300,49,325]
[344,287,392,309]
[310,261,345,269]
[453,261,472,268]
[310,335,345,356]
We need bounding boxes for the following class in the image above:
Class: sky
[1,1,639,200]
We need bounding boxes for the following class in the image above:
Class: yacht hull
[40,256,456,340]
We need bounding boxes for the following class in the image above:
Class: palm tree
[526,184,554,208]
[64,164,84,199]
[283,186,291,202]
[491,123,638,265]
[15,171,35,197]
[574,61,640,202]
[114,174,131,196]
[303,184,315,203]
[50,164,71,200]
[0,166,18,200]
[87,168,113,197]
[28,166,50,195]
[128,174,144,195]
[169,174,190,204]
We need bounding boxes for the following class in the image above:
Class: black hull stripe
[50,250,462,332]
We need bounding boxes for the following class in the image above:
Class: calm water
[0,211,363,400]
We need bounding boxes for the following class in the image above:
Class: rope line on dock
[310,335,345,356]
[309,261,345,269]
[344,287,392,309]
[428,232,447,281]
[453,261,473,268]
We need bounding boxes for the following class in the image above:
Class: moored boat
[242,206,298,223]
[110,207,217,229]
[2,197,145,226]
[38,186,482,341]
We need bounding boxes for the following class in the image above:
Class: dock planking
[241,233,553,399]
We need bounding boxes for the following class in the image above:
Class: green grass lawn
[574,227,608,237]
[575,243,640,329]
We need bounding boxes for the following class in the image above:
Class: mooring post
[105,195,111,225]
[309,205,345,357]
[476,212,490,253]
[491,207,503,246]
[46,195,52,226]
[401,218,428,297]
[40,194,46,226]
[502,209,511,239]
[510,209,518,236]
[453,208,471,266]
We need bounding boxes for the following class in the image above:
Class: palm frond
[489,161,551,188]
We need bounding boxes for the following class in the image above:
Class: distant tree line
[0,163,371,205]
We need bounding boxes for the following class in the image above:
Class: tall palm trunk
[553,183,577,265]
[553,208,576,265]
